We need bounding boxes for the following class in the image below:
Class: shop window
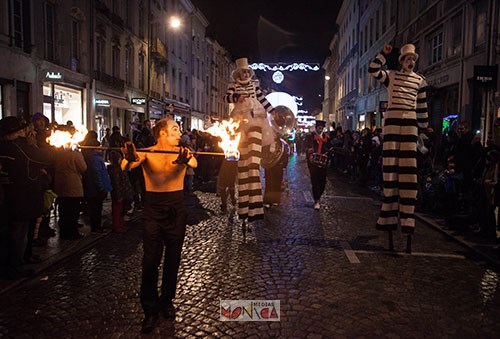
[53,85,82,126]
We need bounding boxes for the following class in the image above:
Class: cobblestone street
[1,155,500,338]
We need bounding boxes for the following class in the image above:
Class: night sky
[191,0,342,114]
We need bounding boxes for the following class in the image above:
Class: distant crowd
[295,120,500,241]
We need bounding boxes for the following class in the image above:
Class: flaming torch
[205,118,241,161]
[46,125,87,150]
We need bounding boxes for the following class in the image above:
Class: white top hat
[399,44,419,62]
[232,57,254,80]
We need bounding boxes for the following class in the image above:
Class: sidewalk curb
[0,232,110,296]
[415,213,500,270]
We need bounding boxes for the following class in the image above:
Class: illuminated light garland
[249,63,320,72]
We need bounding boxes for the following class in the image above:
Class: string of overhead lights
[250,62,321,85]
[249,63,320,72]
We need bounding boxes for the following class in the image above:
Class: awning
[112,98,132,110]
[95,93,132,110]
[173,106,190,115]
[130,106,145,113]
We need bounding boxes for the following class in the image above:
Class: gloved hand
[419,132,429,140]
[121,141,139,162]
[173,147,192,165]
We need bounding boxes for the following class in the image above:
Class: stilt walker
[368,44,429,253]
[224,57,275,224]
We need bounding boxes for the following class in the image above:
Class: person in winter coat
[54,143,87,240]
[82,131,112,233]
[0,117,54,279]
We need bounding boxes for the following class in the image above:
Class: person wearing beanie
[224,57,275,225]
[368,43,429,253]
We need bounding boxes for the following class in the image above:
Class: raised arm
[254,80,274,113]
[368,44,391,87]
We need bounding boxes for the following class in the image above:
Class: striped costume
[224,79,274,221]
[368,51,428,234]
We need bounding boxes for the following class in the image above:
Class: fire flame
[46,125,87,150]
[205,119,241,161]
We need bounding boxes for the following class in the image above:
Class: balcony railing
[94,70,125,91]
[151,38,168,64]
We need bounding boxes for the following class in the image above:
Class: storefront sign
[45,71,63,81]
[131,98,146,105]
[96,99,110,106]
[474,65,498,90]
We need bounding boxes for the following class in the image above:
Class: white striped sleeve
[368,53,389,87]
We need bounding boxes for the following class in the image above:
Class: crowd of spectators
[295,120,500,242]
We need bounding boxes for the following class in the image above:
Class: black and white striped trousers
[376,109,419,234]
[237,126,264,222]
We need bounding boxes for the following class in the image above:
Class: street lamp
[169,16,182,30]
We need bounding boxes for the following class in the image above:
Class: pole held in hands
[78,145,225,156]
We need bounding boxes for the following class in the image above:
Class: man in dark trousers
[304,120,332,210]
[121,118,197,333]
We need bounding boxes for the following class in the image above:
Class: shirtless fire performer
[121,117,197,333]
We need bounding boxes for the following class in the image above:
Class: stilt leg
[388,231,394,252]
[242,219,247,242]
[406,234,412,254]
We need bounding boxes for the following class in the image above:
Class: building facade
[0,0,234,139]
[325,0,499,141]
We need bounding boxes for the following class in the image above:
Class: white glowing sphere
[265,92,298,116]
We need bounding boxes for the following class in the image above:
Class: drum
[311,153,328,168]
